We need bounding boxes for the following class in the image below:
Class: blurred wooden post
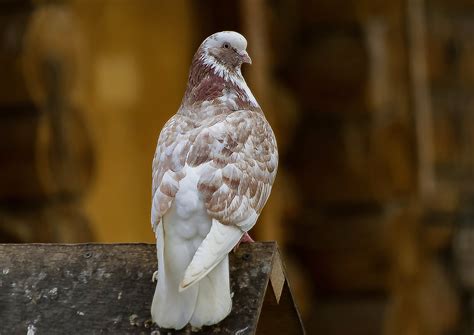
[240,0,285,245]
[384,0,459,334]
[0,242,305,334]
[407,0,435,199]
[0,1,94,242]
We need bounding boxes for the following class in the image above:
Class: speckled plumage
[150,31,278,330]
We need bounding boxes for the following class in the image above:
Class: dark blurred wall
[272,0,473,334]
[0,1,94,242]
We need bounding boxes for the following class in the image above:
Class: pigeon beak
[239,50,252,65]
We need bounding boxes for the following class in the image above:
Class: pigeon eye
[223,42,230,49]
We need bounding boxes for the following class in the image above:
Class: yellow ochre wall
[73,1,194,242]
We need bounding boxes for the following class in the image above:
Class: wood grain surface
[0,242,304,334]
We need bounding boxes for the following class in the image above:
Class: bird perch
[0,242,304,334]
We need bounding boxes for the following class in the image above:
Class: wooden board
[0,242,304,334]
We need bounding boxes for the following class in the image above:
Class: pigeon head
[182,31,259,111]
[201,31,252,71]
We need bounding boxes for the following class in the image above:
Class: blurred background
[1,0,474,333]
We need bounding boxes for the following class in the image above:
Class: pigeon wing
[151,114,195,233]
[181,109,278,289]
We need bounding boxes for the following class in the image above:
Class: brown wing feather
[196,110,278,229]
[151,109,278,232]
[151,115,194,231]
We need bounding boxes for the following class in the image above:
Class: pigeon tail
[189,256,232,327]
[151,219,198,330]
[151,206,240,329]
[185,219,243,327]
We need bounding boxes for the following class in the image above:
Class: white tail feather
[151,219,198,329]
[189,256,232,327]
[151,197,243,329]
[180,219,244,291]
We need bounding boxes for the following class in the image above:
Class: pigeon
[150,31,278,330]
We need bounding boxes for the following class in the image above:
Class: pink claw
[233,232,255,252]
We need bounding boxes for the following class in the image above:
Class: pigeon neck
[181,50,260,112]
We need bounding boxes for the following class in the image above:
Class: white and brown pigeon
[150,31,278,330]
